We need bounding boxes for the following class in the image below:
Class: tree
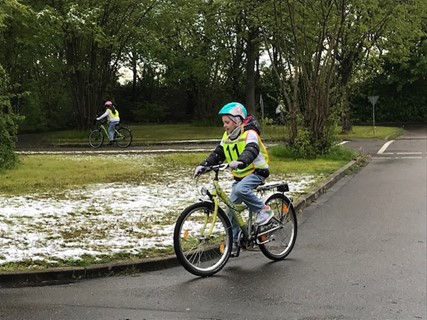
[260,0,344,156]
[0,0,26,170]
[351,32,427,123]
[35,0,159,129]
[335,0,426,132]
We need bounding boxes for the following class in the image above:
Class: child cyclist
[194,102,273,257]
[96,101,120,145]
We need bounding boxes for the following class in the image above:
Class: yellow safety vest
[222,129,269,179]
[108,109,120,121]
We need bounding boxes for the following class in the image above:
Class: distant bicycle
[89,121,132,148]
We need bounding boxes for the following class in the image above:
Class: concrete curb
[0,159,362,288]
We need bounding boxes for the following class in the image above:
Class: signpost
[368,96,379,135]
[260,94,264,119]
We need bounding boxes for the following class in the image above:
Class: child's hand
[229,161,244,169]
[194,165,206,178]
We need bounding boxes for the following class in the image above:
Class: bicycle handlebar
[194,163,229,179]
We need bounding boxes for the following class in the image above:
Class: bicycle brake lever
[218,163,229,171]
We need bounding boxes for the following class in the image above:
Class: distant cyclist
[96,101,120,145]
[194,102,273,257]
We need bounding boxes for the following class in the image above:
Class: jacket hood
[243,115,261,135]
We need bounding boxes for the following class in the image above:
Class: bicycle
[89,121,132,148]
[173,163,297,277]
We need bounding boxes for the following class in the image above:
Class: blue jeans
[108,121,119,142]
[227,173,266,242]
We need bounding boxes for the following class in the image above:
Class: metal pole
[368,96,379,136]
[372,103,375,135]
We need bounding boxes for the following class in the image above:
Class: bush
[0,66,21,171]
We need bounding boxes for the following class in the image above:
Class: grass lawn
[39,124,404,146]
[1,145,357,196]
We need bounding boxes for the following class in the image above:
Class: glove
[194,165,206,177]
[229,161,244,169]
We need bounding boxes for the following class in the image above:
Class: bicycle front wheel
[116,127,132,148]
[89,129,104,148]
[259,193,297,261]
[173,202,233,277]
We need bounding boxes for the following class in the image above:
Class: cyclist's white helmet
[218,102,247,120]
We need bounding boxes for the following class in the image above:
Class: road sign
[368,96,379,106]
[368,96,379,135]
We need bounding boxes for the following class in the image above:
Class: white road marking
[380,152,423,155]
[378,140,394,154]
[372,156,424,160]
[396,152,423,155]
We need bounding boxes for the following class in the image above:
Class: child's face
[222,115,238,134]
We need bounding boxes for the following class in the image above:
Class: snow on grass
[0,154,317,268]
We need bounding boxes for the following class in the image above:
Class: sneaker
[230,241,240,257]
[255,206,274,225]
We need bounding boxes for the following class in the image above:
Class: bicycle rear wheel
[89,129,104,148]
[116,127,132,148]
[173,202,232,277]
[259,193,297,260]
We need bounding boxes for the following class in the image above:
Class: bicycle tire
[89,129,104,148]
[259,193,297,261]
[116,127,132,148]
[173,201,233,277]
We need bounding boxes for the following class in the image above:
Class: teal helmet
[218,102,247,120]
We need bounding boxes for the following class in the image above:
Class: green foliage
[131,101,170,123]
[351,36,427,123]
[291,126,317,159]
[1,0,425,145]
[0,66,22,171]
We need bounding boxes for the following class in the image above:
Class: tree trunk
[341,90,352,133]
[245,27,258,115]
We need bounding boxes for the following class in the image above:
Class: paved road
[342,124,426,159]
[2,126,425,319]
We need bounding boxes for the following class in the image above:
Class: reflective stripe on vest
[222,130,269,178]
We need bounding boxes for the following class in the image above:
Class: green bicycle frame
[99,124,109,138]
[99,123,121,140]
[203,177,249,239]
